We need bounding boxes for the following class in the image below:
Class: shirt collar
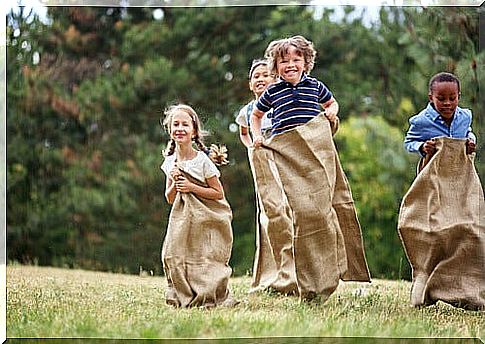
[426,102,458,121]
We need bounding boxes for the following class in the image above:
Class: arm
[404,118,427,156]
[239,125,253,148]
[174,174,224,200]
[465,111,476,154]
[165,167,183,204]
[165,176,178,204]
[250,108,265,147]
[466,128,476,154]
[321,97,340,134]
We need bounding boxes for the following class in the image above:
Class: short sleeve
[255,89,272,113]
[235,105,249,127]
[317,80,333,104]
[202,153,220,179]
[161,155,176,176]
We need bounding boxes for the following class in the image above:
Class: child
[399,72,484,310]
[160,104,237,308]
[404,72,476,159]
[236,59,275,147]
[237,59,298,294]
[249,35,371,302]
[251,35,339,143]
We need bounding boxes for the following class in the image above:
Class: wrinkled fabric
[249,114,371,301]
[161,170,234,308]
[398,137,485,310]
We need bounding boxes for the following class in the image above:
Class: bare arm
[250,108,265,147]
[321,97,339,134]
[239,125,253,148]
[174,174,224,200]
[165,176,178,204]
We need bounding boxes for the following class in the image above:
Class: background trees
[6,5,482,279]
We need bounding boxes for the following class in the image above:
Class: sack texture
[249,114,371,300]
[398,137,485,310]
[161,170,234,308]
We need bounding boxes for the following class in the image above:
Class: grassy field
[6,265,484,340]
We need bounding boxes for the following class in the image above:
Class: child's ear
[428,93,433,102]
[248,81,253,92]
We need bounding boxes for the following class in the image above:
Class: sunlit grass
[6,265,484,339]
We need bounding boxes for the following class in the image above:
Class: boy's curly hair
[265,35,317,76]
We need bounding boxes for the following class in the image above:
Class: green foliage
[6,5,482,278]
[336,116,415,279]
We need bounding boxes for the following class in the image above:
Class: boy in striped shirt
[251,35,339,146]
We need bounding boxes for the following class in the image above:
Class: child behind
[236,59,298,294]
[249,35,371,302]
[236,59,275,147]
[160,104,237,308]
[399,72,484,310]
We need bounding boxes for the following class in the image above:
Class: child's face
[428,81,460,122]
[249,65,274,98]
[276,45,305,85]
[170,111,195,145]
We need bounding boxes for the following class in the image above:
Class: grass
[6,265,484,340]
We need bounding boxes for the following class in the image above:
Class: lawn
[6,265,484,341]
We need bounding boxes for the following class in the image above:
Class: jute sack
[249,114,371,301]
[398,137,485,310]
[248,151,298,294]
[161,169,234,308]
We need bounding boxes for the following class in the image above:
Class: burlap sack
[398,137,485,310]
[161,169,234,308]
[248,154,298,294]
[249,114,371,301]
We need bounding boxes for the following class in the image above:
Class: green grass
[6,265,484,340]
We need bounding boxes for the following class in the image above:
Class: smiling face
[276,45,305,85]
[249,64,274,98]
[428,81,460,124]
[169,110,195,146]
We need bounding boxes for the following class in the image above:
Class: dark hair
[428,72,461,94]
[248,59,269,79]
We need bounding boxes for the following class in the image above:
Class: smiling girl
[160,104,238,308]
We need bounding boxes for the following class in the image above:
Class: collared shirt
[255,73,332,136]
[404,103,476,156]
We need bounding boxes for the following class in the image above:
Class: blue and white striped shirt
[255,74,333,136]
[404,103,476,156]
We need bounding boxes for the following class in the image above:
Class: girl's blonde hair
[161,104,229,166]
[161,104,208,157]
[265,35,316,76]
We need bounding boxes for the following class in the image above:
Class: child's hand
[174,175,192,193]
[252,135,264,148]
[170,168,182,181]
[466,139,476,154]
[420,140,436,156]
[324,111,338,124]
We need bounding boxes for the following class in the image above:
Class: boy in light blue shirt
[404,72,476,156]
